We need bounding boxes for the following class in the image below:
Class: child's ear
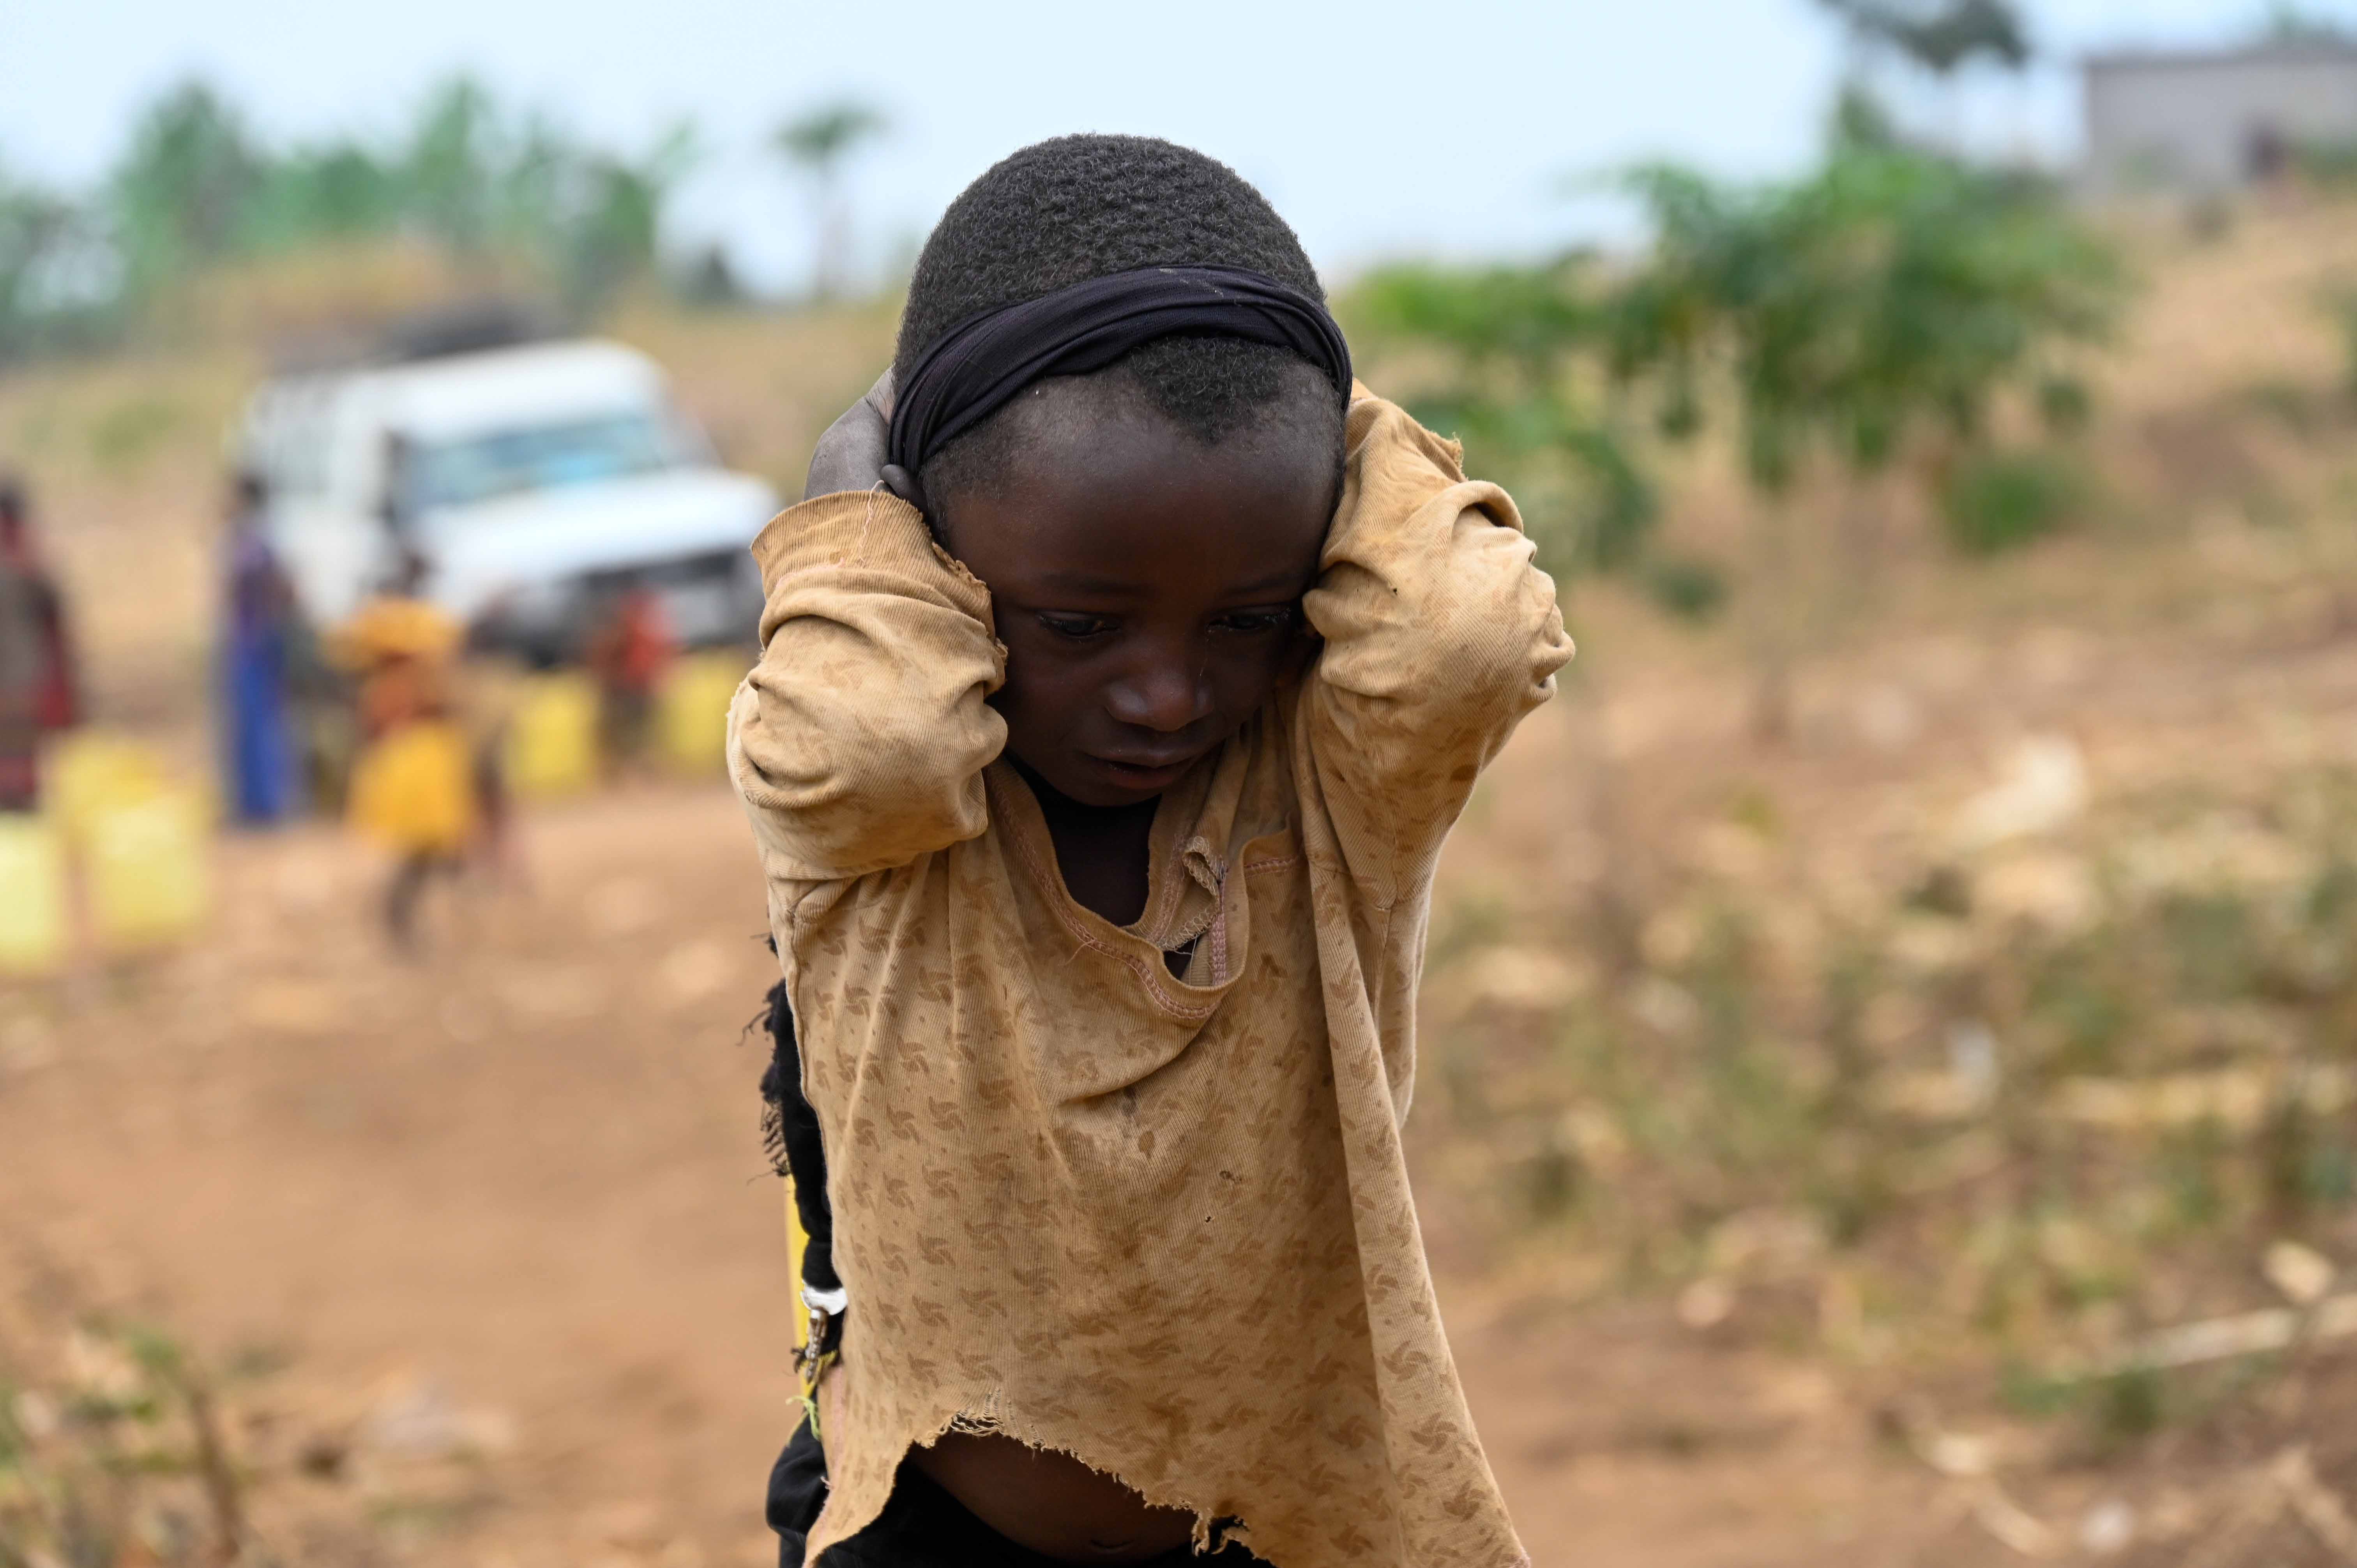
[880,464,929,517]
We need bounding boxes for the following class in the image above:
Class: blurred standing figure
[334,550,475,952]
[0,478,80,813]
[220,472,304,825]
[585,584,676,777]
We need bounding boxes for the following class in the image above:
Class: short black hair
[896,134,1342,502]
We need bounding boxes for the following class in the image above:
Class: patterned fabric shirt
[728,389,1573,1568]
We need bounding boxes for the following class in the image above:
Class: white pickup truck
[235,334,779,664]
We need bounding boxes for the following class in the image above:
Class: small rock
[1919,1429,1995,1478]
[2264,1239,2337,1307]
[1953,735,2086,851]
[2079,1499,2136,1555]
[11,1390,57,1439]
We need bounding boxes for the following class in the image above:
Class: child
[731,136,1573,1568]
[585,583,677,778]
[336,550,475,951]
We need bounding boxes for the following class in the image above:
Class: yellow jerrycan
[47,733,170,848]
[0,814,68,977]
[657,653,747,778]
[85,786,210,955]
[504,673,599,801]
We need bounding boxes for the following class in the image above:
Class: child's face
[936,387,1334,808]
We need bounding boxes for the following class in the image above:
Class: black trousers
[766,1420,1265,1568]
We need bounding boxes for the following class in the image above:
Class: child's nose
[1105,658,1214,734]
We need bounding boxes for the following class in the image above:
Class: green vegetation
[1606,150,2116,494]
[1939,448,2086,555]
[0,1320,247,1566]
[1358,140,2124,735]
[0,75,838,362]
[0,1298,516,1564]
[1352,256,1658,584]
[775,102,889,302]
[1818,0,2030,75]
[1426,752,2357,1430]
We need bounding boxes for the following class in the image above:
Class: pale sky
[2,0,2347,292]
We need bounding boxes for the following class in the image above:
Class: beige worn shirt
[728,390,1573,1567]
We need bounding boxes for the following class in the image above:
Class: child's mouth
[1088,752,1199,791]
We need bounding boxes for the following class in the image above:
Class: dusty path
[14,584,2357,1564]
[5,786,795,1565]
[0,724,1983,1568]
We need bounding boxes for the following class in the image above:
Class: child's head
[387,544,433,598]
[895,135,1347,809]
[229,469,268,526]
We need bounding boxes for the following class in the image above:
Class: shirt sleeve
[1295,390,1576,907]
[727,489,1008,881]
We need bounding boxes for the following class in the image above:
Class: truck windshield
[410,410,687,510]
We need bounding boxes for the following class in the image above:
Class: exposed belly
[911,1430,1198,1562]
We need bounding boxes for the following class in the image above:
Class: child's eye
[1035,612,1116,640]
[1213,607,1297,636]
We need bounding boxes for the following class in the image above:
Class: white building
[2085,39,2357,194]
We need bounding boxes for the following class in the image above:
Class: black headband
[887,263,1353,477]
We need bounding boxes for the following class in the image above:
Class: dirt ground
[58,552,2357,1568]
[10,543,2357,1565]
[0,719,2026,1568]
[14,200,2357,1567]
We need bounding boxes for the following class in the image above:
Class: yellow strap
[783,1175,809,1354]
[782,1175,838,1442]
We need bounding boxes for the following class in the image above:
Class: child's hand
[802,371,896,501]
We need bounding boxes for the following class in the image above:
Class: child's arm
[1297,390,1575,904]
[727,491,1007,879]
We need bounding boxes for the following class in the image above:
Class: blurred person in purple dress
[221,471,307,824]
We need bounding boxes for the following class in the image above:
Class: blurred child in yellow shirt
[334,551,475,951]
